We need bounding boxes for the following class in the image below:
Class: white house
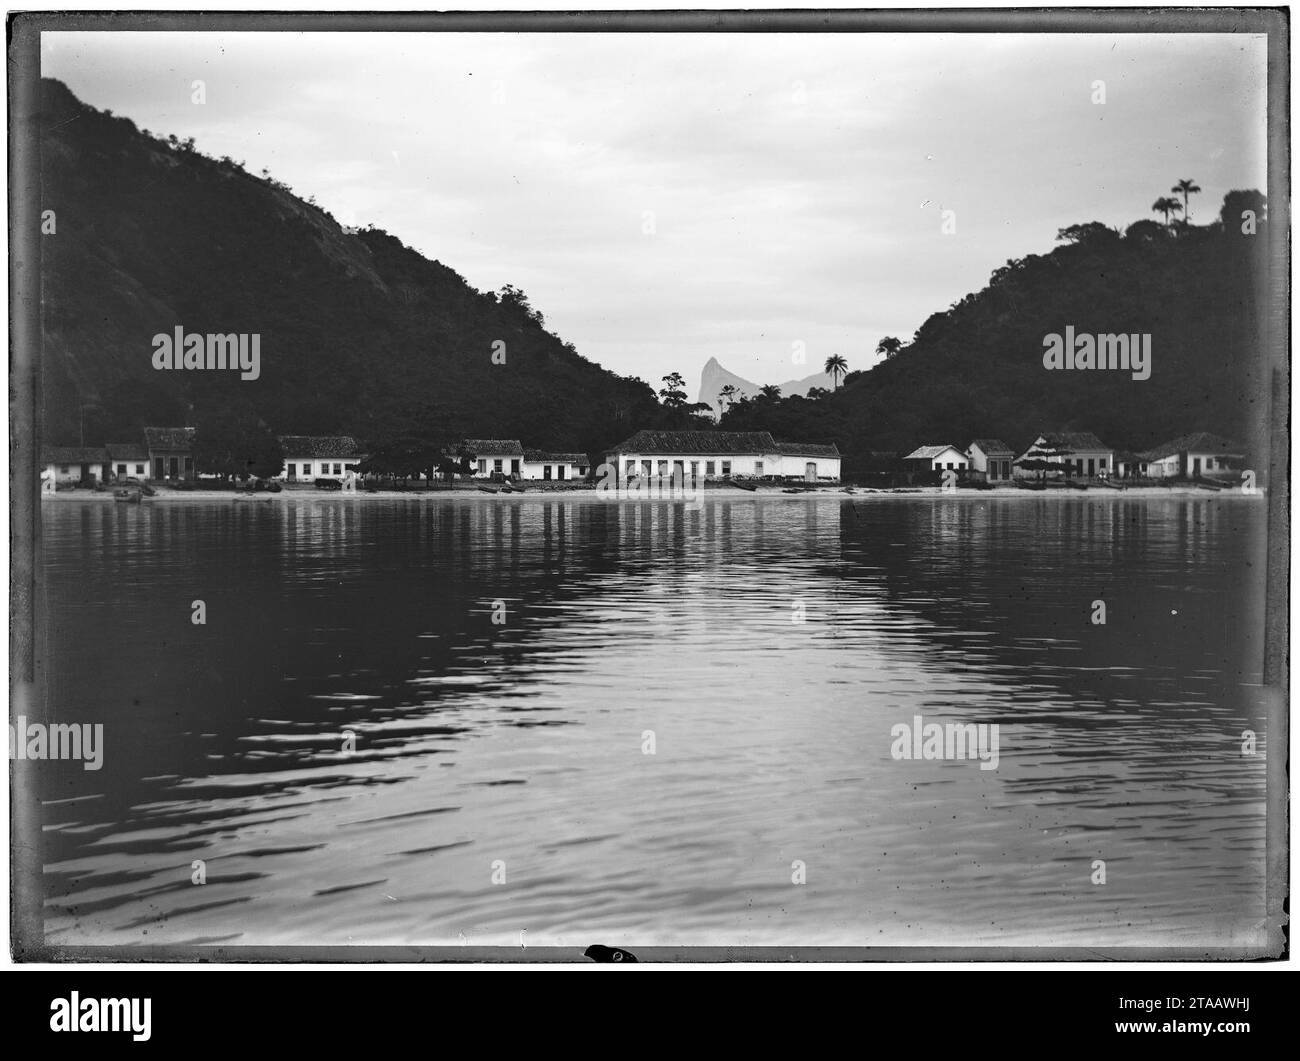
[466,439,525,479]
[965,439,1015,482]
[41,446,112,485]
[902,444,968,473]
[276,436,364,481]
[604,430,841,484]
[1013,432,1113,479]
[107,442,150,481]
[521,450,589,481]
[1139,432,1244,480]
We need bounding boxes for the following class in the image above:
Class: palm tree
[717,384,739,415]
[1151,196,1182,226]
[1171,179,1201,224]
[875,336,903,360]
[824,354,848,390]
[758,384,782,401]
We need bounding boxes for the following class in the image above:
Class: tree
[659,372,688,408]
[1055,221,1120,246]
[758,384,782,401]
[1151,196,1183,226]
[1125,219,1167,242]
[356,435,456,483]
[193,407,284,480]
[717,383,739,414]
[824,353,848,390]
[1219,189,1267,231]
[1172,178,1201,224]
[875,337,903,360]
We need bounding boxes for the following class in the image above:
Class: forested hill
[37,77,662,450]
[720,200,1273,474]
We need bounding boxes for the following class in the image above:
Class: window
[301,463,312,477]
[493,459,503,472]
[333,463,342,475]
[721,460,731,476]
[135,464,144,475]
[1098,458,1107,469]
[60,465,69,474]
[117,464,127,475]
[755,461,764,476]
[706,461,716,475]
[184,457,193,472]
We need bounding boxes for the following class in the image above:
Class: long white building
[604,430,841,484]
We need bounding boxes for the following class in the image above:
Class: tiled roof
[277,435,361,458]
[775,441,841,458]
[967,438,1014,456]
[144,426,196,451]
[106,442,149,461]
[464,438,524,456]
[42,446,110,464]
[1036,431,1111,452]
[524,450,587,463]
[903,444,963,461]
[1140,432,1244,462]
[607,430,778,454]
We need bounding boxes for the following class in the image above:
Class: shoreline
[40,484,1266,502]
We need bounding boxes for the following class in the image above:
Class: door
[1087,458,1095,476]
[154,457,164,479]
[168,456,179,479]
[1192,457,1201,477]
[806,462,816,482]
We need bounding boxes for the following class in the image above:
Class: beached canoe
[477,486,499,494]
[113,489,142,504]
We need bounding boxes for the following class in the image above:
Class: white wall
[278,456,359,480]
[471,455,524,478]
[46,461,111,483]
[520,460,584,481]
[609,452,840,481]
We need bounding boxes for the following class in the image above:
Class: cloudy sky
[43,31,1268,395]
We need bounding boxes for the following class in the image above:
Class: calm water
[35,495,1270,949]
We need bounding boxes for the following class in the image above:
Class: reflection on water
[35,495,1269,948]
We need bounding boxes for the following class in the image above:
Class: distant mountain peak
[697,357,833,410]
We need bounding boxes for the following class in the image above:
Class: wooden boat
[1098,479,1125,489]
[503,483,526,493]
[1194,479,1227,491]
[113,488,142,504]
[1064,480,1088,490]
[728,480,758,492]
[477,486,499,494]
[1015,480,1047,491]
[781,488,803,494]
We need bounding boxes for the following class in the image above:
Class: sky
[42,31,1268,395]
